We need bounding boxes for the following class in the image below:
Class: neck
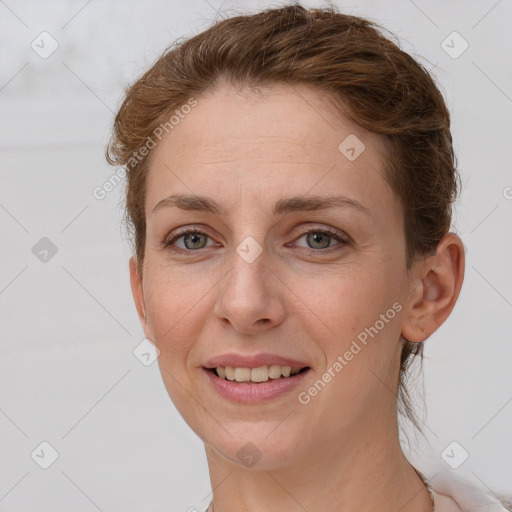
[204,419,433,512]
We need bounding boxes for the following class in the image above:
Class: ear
[129,256,147,328]
[401,233,465,343]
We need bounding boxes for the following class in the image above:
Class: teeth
[268,365,282,379]
[251,366,269,382]
[234,367,250,382]
[214,365,305,383]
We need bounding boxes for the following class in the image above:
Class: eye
[292,226,349,251]
[163,227,216,252]
[162,225,349,254]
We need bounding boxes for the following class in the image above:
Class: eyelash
[161,224,349,255]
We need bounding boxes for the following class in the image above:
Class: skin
[129,82,465,512]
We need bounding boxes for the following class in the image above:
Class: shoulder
[411,458,511,512]
[431,484,511,512]
[431,490,465,512]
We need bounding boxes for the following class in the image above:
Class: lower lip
[202,367,311,403]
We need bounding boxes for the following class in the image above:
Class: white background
[0,0,511,510]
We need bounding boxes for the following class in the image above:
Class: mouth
[202,363,312,403]
[204,365,311,383]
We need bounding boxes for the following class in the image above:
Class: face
[130,83,419,469]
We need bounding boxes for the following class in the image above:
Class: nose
[213,244,286,335]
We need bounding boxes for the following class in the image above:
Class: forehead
[145,83,396,219]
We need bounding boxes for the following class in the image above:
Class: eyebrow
[151,193,371,217]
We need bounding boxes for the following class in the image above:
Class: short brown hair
[106,2,460,432]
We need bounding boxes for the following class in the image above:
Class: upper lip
[203,353,311,369]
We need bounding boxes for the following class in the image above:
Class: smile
[203,366,311,403]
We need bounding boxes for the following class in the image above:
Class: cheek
[295,265,394,333]
[293,264,404,381]
[293,269,404,426]
[143,265,211,357]
[143,266,213,421]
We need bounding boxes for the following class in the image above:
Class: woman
[106,4,510,511]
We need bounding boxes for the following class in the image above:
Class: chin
[206,425,306,471]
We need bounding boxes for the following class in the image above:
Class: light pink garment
[413,455,510,512]
[429,474,510,511]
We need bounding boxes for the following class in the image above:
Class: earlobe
[401,233,465,343]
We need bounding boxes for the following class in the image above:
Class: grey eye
[305,232,333,249]
[182,232,208,249]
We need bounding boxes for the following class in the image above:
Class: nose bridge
[225,233,270,309]
[214,231,285,333]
